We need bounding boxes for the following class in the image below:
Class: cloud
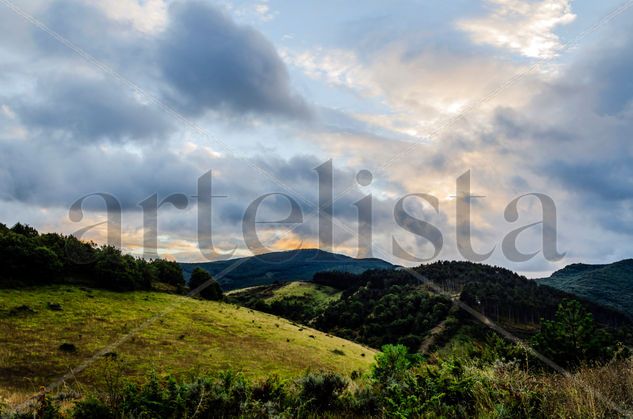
[14,74,173,143]
[158,1,309,119]
[254,1,277,22]
[457,0,576,59]
[2,0,308,133]
[286,42,541,140]
[3,0,633,273]
[86,0,168,34]
[457,20,633,257]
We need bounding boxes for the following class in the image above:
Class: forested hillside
[234,262,633,356]
[541,259,633,318]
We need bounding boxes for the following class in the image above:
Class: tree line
[0,222,183,291]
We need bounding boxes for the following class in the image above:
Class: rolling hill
[0,286,376,407]
[228,281,342,306]
[180,249,395,290]
[540,259,633,318]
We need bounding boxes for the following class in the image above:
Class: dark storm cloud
[15,75,173,143]
[535,40,633,202]
[158,1,310,119]
[0,135,385,236]
[544,159,633,203]
[0,139,198,209]
[574,35,633,116]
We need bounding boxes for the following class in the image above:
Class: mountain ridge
[540,259,633,318]
[180,248,395,290]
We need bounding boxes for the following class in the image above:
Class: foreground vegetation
[7,342,633,418]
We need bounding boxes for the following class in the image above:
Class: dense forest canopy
[0,222,184,291]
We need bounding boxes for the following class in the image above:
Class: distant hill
[540,259,633,318]
[180,249,395,290]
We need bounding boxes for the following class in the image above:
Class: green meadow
[263,281,341,303]
[0,286,375,406]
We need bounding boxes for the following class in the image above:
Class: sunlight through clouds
[457,0,576,59]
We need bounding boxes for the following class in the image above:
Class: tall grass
[472,357,633,418]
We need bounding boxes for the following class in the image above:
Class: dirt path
[419,292,460,354]
[419,318,450,354]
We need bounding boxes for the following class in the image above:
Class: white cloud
[284,44,542,138]
[1,104,16,119]
[282,47,377,93]
[86,0,168,33]
[457,0,576,59]
[254,1,276,21]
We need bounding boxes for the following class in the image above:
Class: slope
[540,259,633,318]
[0,286,376,406]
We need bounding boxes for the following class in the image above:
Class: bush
[372,344,412,382]
[18,354,633,418]
[298,371,347,412]
[94,247,142,291]
[72,397,114,419]
[152,259,185,289]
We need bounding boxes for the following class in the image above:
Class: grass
[0,286,375,407]
[264,281,341,305]
[227,281,342,314]
[467,357,633,418]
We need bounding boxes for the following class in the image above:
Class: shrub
[372,344,411,382]
[298,371,347,412]
[72,396,114,419]
[251,375,286,404]
[58,343,77,353]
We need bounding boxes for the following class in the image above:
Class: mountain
[540,259,633,318]
[180,249,395,290]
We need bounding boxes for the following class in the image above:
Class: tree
[152,259,185,289]
[94,246,141,291]
[31,246,63,280]
[189,267,223,300]
[532,299,614,366]
[137,259,158,289]
[11,222,39,238]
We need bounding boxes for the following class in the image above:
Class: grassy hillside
[229,281,341,306]
[0,286,375,406]
[540,259,633,318]
[227,281,342,324]
[180,249,394,290]
[264,281,341,303]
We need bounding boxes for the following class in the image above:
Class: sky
[1,0,633,277]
